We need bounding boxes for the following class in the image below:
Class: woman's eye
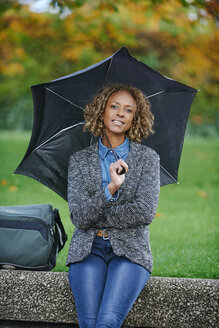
[111,105,117,109]
[126,108,132,113]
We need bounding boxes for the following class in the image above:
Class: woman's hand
[108,159,128,197]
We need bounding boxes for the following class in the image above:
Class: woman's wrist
[108,182,119,197]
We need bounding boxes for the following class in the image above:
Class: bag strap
[53,208,68,253]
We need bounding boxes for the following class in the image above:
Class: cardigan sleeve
[103,151,160,228]
[67,153,110,230]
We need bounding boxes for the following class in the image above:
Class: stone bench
[0,270,218,327]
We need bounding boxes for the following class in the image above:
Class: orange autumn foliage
[0,0,218,130]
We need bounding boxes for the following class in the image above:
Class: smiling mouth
[112,120,124,125]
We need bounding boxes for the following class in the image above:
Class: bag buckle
[103,229,109,240]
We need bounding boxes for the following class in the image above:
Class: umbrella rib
[103,57,113,85]
[33,122,85,152]
[45,87,85,111]
[160,164,179,184]
[147,90,166,98]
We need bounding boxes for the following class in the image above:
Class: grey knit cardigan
[66,141,160,273]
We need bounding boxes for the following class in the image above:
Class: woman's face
[102,91,136,139]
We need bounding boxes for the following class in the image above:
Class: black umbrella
[15,47,197,201]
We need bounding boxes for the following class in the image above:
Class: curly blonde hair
[84,84,154,143]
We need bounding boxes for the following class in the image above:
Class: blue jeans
[68,236,150,328]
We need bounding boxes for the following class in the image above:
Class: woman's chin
[106,125,128,135]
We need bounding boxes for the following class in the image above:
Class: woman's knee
[78,316,97,328]
[96,312,123,328]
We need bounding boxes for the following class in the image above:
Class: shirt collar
[98,137,130,160]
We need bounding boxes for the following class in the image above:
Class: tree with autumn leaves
[0,0,218,133]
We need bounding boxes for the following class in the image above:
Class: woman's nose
[117,107,124,116]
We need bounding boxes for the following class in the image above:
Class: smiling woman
[66,84,160,327]
[101,91,136,147]
[84,84,154,143]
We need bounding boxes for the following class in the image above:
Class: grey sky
[20,0,53,13]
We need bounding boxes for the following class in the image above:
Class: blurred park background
[0,0,218,278]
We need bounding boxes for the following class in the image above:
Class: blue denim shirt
[98,137,130,202]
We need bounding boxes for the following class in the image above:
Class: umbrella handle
[118,166,126,175]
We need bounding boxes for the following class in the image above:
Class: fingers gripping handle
[119,166,126,175]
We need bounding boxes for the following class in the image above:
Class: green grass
[0,130,218,279]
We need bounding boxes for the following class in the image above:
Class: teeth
[113,120,123,125]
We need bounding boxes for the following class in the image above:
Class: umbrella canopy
[15,47,197,201]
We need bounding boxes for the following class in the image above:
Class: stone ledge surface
[0,270,218,327]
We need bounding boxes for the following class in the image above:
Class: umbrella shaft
[104,134,119,161]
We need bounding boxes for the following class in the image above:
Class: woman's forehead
[107,91,136,106]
